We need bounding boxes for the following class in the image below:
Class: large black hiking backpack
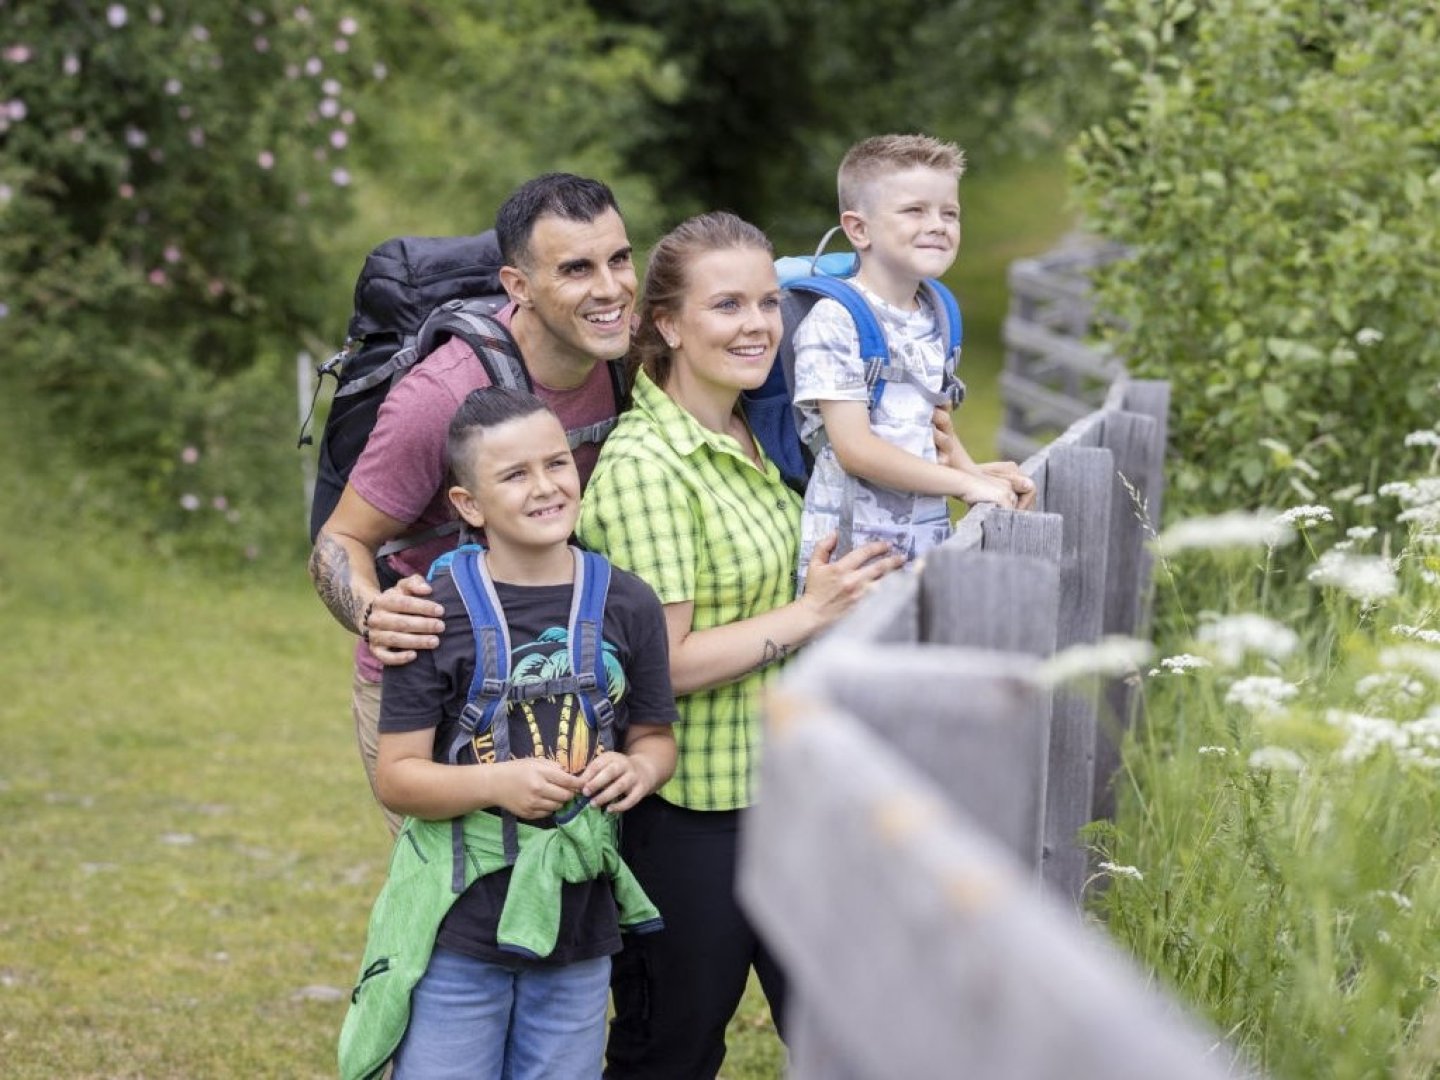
[299,230,624,547]
[299,231,510,542]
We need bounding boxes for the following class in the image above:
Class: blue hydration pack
[428,543,616,886]
[743,229,966,495]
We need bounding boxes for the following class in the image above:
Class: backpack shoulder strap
[566,547,616,753]
[786,276,892,412]
[918,278,966,407]
[449,546,521,874]
[416,299,530,392]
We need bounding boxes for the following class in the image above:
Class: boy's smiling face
[844,165,961,298]
[448,410,581,557]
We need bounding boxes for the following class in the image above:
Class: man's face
[510,208,637,367]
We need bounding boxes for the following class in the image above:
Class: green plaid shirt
[577,371,802,811]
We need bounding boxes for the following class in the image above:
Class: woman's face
[656,247,782,396]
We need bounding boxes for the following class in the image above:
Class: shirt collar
[631,370,759,465]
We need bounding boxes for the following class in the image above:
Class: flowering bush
[0,2,375,559]
[1088,433,1440,1076]
[1071,0,1440,516]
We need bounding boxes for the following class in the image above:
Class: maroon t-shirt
[348,305,620,680]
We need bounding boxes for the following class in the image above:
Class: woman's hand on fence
[800,534,905,627]
[366,574,446,666]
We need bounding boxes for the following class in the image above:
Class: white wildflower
[1380,482,1418,501]
[1158,653,1212,675]
[1198,745,1230,757]
[1347,526,1377,541]
[1356,328,1385,347]
[1356,672,1425,702]
[1381,645,1440,681]
[1353,494,1377,508]
[1037,636,1153,687]
[1197,614,1300,667]
[1097,861,1144,882]
[1308,551,1398,605]
[1373,890,1413,912]
[1332,484,1365,503]
[1406,430,1440,449]
[1394,625,1440,645]
[1153,510,1294,556]
[1331,540,1356,553]
[1248,746,1305,772]
[1328,710,1407,764]
[1276,504,1333,528]
[1225,676,1299,714]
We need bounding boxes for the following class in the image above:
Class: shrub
[1071,0,1440,517]
[0,2,377,559]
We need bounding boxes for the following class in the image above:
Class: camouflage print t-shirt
[791,284,952,590]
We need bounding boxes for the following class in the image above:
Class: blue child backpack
[742,227,966,494]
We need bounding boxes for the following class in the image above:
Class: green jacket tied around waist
[338,802,661,1080]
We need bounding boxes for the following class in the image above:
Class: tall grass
[1090,441,1440,1078]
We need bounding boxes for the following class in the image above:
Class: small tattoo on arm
[310,532,363,633]
[759,639,795,670]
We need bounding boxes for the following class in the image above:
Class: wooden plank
[981,508,1064,565]
[825,566,920,645]
[1003,315,1124,382]
[739,695,1245,1080]
[789,643,1051,865]
[922,544,1060,656]
[1092,408,1161,821]
[1000,370,1096,428]
[1040,446,1115,905]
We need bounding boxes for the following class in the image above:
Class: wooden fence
[736,379,1251,1078]
[997,233,1130,461]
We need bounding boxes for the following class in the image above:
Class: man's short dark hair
[494,173,623,269]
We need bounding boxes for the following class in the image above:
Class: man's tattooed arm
[309,531,367,634]
[758,638,796,670]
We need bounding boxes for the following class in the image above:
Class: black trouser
[605,795,787,1080]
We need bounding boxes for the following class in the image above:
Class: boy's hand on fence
[979,461,1036,511]
[367,574,446,666]
[488,758,585,820]
[801,534,905,626]
[958,472,1021,510]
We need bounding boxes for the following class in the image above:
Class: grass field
[0,154,1071,1078]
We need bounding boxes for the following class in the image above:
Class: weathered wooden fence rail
[736,378,1248,1078]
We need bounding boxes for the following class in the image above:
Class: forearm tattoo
[758,638,795,670]
[309,532,364,633]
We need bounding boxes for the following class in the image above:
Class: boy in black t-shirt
[339,388,678,1080]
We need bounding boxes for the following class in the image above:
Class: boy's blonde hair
[837,134,967,214]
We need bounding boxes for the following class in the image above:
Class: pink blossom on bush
[304,56,322,76]
[177,104,193,120]
[164,78,182,95]
[163,244,181,264]
[7,100,26,121]
[191,25,210,43]
[0,183,12,203]
[107,5,128,28]
[330,167,351,187]
[254,36,270,53]
[333,38,349,54]
[124,126,146,148]
[148,268,168,286]
[180,493,200,511]
[69,127,86,143]
[329,129,347,149]
[188,127,204,147]
[319,97,339,118]
[340,109,355,126]
[294,6,313,24]
[372,62,387,80]
[211,495,229,511]
[339,16,358,36]
[181,446,200,464]
[257,150,274,169]
[63,54,80,76]
[118,183,135,199]
[322,78,341,95]
[3,45,32,64]
[206,279,225,297]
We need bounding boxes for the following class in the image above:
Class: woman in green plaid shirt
[576,211,902,1079]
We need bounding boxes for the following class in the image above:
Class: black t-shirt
[380,563,678,966]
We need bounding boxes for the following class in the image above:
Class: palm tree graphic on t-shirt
[476,628,625,773]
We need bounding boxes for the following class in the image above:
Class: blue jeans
[392,947,611,1080]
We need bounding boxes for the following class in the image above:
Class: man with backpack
[309,173,636,834]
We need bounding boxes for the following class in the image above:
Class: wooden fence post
[786,643,1051,866]
[739,691,1244,1080]
[1040,445,1115,904]
[1092,394,1167,820]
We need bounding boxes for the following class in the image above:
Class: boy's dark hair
[494,173,623,270]
[446,386,556,491]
